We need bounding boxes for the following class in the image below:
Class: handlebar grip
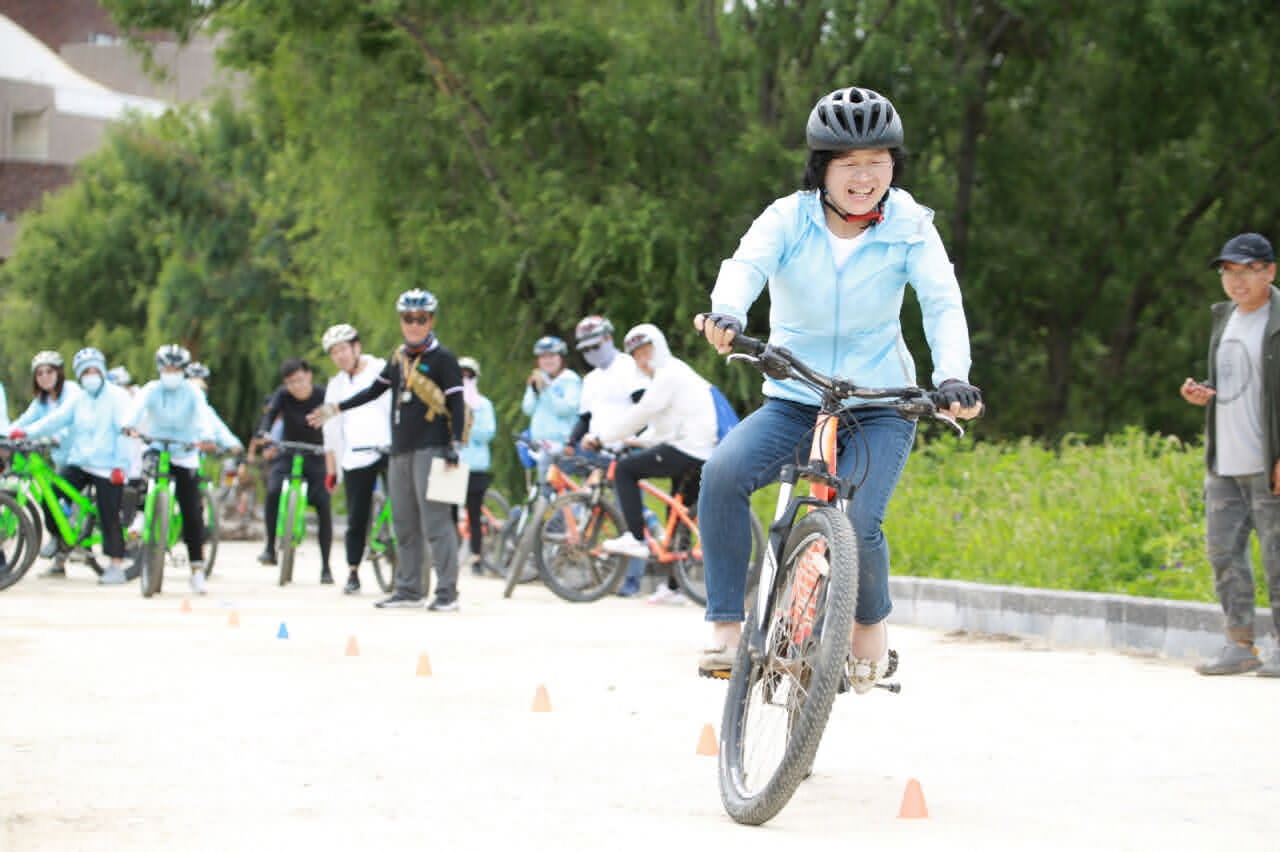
[730,334,766,356]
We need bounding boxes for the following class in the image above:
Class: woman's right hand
[694,313,742,355]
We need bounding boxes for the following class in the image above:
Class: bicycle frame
[140,443,185,551]
[6,446,101,550]
[277,452,310,547]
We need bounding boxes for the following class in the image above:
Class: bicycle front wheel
[0,490,37,591]
[140,489,170,598]
[202,488,219,577]
[535,492,628,602]
[368,492,397,594]
[501,498,547,599]
[719,504,858,825]
[279,489,300,586]
[676,509,766,608]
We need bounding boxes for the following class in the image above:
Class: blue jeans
[699,398,915,624]
[1204,471,1280,642]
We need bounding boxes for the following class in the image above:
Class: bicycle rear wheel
[719,504,858,825]
[140,489,170,598]
[675,510,766,608]
[0,490,37,591]
[535,492,628,602]
[279,489,300,586]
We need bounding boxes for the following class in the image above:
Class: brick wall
[0,161,74,218]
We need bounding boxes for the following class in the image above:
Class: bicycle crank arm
[874,681,901,694]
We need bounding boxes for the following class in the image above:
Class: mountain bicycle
[269,440,328,586]
[456,486,510,576]
[712,334,963,826]
[535,450,767,604]
[0,447,39,590]
[133,435,194,597]
[0,436,109,579]
[195,452,227,576]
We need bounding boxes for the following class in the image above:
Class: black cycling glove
[442,442,460,465]
[700,312,743,336]
[936,379,983,410]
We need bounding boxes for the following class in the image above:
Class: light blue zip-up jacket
[461,395,497,472]
[13,381,83,469]
[521,369,582,444]
[24,382,133,475]
[123,380,220,469]
[710,187,971,405]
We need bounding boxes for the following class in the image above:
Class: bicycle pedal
[884,648,899,678]
[874,680,902,694]
[698,667,730,681]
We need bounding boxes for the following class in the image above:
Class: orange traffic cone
[415,653,433,676]
[532,684,552,712]
[180,598,192,613]
[227,611,240,627]
[696,723,718,756]
[898,778,928,819]
[345,636,360,657]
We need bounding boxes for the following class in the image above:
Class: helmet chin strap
[821,190,885,226]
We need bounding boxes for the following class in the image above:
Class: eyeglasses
[578,342,603,354]
[400,313,432,325]
[1219,262,1271,278]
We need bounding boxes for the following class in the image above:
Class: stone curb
[889,576,1277,661]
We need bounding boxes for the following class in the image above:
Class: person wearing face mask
[564,315,648,464]
[456,357,497,575]
[584,324,718,605]
[521,336,581,484]
[11,348,134,584]
[120,345,226,594]
[319,323,391,595]
[309,289,468,612]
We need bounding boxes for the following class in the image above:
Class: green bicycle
[269,440,327,586]
[0,436,110,580]
[0,446,40,590]
[133,433,216,598]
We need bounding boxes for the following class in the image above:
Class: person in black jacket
[256,358,333,584]
[311,289,467,611]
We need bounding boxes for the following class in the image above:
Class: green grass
[748,427,1270,605]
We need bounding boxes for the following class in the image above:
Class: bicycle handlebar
[268,440,327,455]
[0,436,60,452]
[727,333,964,436]
[130,432,207,453]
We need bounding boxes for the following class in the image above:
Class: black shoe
[375,593,424,609]
[257,549,277,566]
[343,574,360,595]
[320,568,334,585]
[1196,643,1262,675]
[40,563,67,578]
[427,596,460,612]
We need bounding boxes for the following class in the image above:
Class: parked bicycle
[534,450,766,604]
[268,440,328,586]
[0,436,110,580]
[711,334,963,825]
[0,446,40,590]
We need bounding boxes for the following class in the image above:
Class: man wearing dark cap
[1181,232,1280,676]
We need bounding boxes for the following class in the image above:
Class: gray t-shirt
[1215,304,1270,476]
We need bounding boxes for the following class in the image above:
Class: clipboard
[425,457,470,505]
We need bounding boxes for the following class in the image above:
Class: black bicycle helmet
[806,87,904,151]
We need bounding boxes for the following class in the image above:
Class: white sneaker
[601,532,650,559]
[98,565,127,585]
[189,566,208,595]
[647,586,687,606]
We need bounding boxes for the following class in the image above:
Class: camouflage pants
[1204,471,1280,642]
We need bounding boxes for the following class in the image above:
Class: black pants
[342,458,386,569]
[169,464,204,564]
[451,470,492,557]
[264,456,332,570]
[614,444,703,539]
[49,466,125,559]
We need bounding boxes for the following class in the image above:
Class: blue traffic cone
[277,622,289,639]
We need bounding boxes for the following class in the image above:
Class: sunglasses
[578,342,603,354]
[400,314,432,325]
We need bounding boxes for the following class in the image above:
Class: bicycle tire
[13,492,42,574]
[0,490,37,591]
[368,492,397,594]
[676,510,766,608]
[202,489,219,577]
[279,488,299,586]
[501,497,546,599]
[141,489,169,598]
[719,504,858,825]
[534,491,628,603]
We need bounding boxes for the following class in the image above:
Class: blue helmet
[107,366,132,386]
[395,289,438,314]
[72,347,107,379]
[533,336,568,357]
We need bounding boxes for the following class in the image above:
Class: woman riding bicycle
[694,86,983,690]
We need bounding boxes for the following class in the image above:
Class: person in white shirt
[320,324,392,594]
[586,324,718,603]
[563,315,647,473]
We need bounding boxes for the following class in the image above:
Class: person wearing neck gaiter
[563,316,647,471]
[311,289,467,611]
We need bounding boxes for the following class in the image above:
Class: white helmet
[322,323,360,351]
[31,350,64,371]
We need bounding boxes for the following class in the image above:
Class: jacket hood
[624,323,671,371]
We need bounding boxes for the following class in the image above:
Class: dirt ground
[2,540,1278,852]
